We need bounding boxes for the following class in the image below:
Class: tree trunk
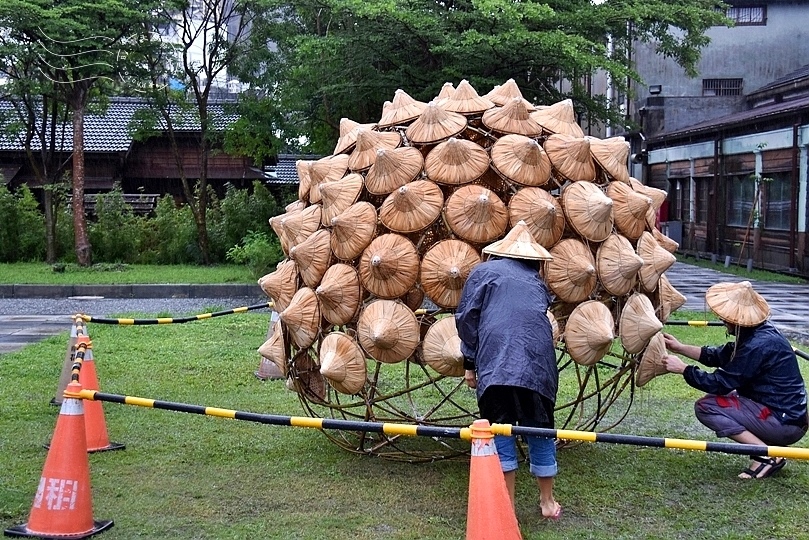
[43,187,56,263]
[71,103,91,266]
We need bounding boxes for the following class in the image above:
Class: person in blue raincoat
[455,221,562,520]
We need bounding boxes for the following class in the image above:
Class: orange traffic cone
[466,419,522,540]
[75,337,124,453]
[51,316,85,407]
[5,381,114,539]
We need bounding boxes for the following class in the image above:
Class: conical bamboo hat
[270,205,305,255]
[656,273,687,323]
[334,118,377,155]
[330,201,377,261]
[296,159,315,203]
[563,300,615,366]
[547,310,561,345]
[444,184,509,243]
[258,320,287,376]
[490,134,552,187]
[438,79,494,114]
[607,181,653,241]
[285,200,306,213]
[365,146,424,195]
[401,286,425,312]
[508,187,564,248]
[320,173,364,226]
[560,181,614,242]
[258,259,298,312]
[309,154,350,204]
[315,263,361,325]
[420,239,481,308]
[281,204,323,253]
[596,234,644,297]
[652,227,679,253]
[422,315,464,377]
[636,332,668,387]
[544,133,596,182]
[405,102,467,144]
[436,82,455,100]
[358,233,420,299]
[588,136,631,183]
[357,300,419,363]
[484,79,535,109]
[424,137,490,185]
[319,331,367,395]
[705,280,770,327]
[630,177,667,211]
[377,89,428,128]
[637,231,676,292]
[379,180,444,233]
[619,292,663,354]
[481,97,543,136]
[293,347,327,401]
[279,287,321,349]
[289,229,332,289]
[348,128,402,171]
[545,239,597,303]
[482,220,552,261]
[529,99,584,137]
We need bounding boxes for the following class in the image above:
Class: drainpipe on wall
[689,158,696,251]
[752,147,763,265]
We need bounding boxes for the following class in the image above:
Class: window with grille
[668,178,690,222]
[727,6,766,25]
[763,173,791,230]
[726,175,756,227]
[703,79,743,96]
[695,178,710,224]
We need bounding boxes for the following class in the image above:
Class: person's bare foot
[540,500,562,520]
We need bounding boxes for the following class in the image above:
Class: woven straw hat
[547,310,561,345]
[656,274,687,323]
[279,287,321,349]
[421,239,482,308]
[636,231,676,292]
[445,184,509,244]
[365,146,424,195]
[348,128,402,171]
[508,187,564,248]
[481,97,543,136]
[545,239,597,302]
[629,177,667,211]
[563,300,615,366]
[482,220,552,261]
[296,159,315,202]
[315,263,362,325]
[308,154,349,204]
[279,204,323,254]
[490,134,551,187]
[319,331,367,395]
[652,227,679,253]
[560,181,614,243]
[544,133,596,182]
[596,234,644,297]
[437,82,455,100]
[422,315,464,377]
[484,79,535,109]
[401,286,425,312]
[406,102,467,144]
[357,299,419,363]
[320,173,364,226]
[258,320,287,376]
[705,281,770,327]
[269,205,304,255]
[258,259,298,312]
[378,89,428,128]
[636,332,668,387]
[285,200,306,213]
[619,292,663,354]
[358,233,420,299]
[329,201,377,261]
[607,181,653,241]
[438,79,495,114]
[588,136,631,183]
[289,229,332,289]
[293,348,327,402]
[529,99,584,138]
[424,137,489,185]
[380,180,444,234]
[334,118,377,155]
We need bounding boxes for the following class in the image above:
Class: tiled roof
[267,153,324,184]
[749,64,809,95]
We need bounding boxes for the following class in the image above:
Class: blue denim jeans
[494,434,557,478]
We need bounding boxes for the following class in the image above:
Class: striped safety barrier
[78,302,274,325]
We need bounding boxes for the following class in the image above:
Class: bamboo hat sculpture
[588,136,631,184]
[652,226,679,253]
[629,177,667,211]
[484,78,535,109]
[421,315,465,377]
[444,184,509,244]
[481,97,543,136]
[379,180,444,233]
[358,233,420,299]
[296,159,315,203]
[258,259,298,313]
[405,102,468,144]
[357,299,420,363]
[560,181,615,243]
[705,280,770,327]
[563,300,615,366]
[438,79,495,114]
[279,204,322,254]
[596,234,644,297]
[365,146,424,195]
[424,137,490,185]
[545,238,597,303]
[529,99,584,138]
[270,205,304,255]
[289,228,332,289]
[607,181,654,241]
[544,133,596,182]
[258,320,287,376]
[508,187,565,248]
[293,348,327,402]
[490,134,552,187]
[547,309,561,345]
[285,199,306,213]
[656,273,687,323]
[334,118,377,155]
[319,331,368,395]
[635,332,668,387]
[482,219,553,261]
[315,263,362,326]
[420,239,482,308]
[377,89,428,128]
[320,173,364,226]
[279,287,321,349]
[401,286,426,312]
[348,128,402,171]
[437,82,455,100]
[636,231,676,292]
[308,154,350,204]
[619,292,664,354]
[330,201,377,261]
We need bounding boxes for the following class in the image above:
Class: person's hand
[662,333,682,354]
[464,369,477,389]
[662,354,688,374]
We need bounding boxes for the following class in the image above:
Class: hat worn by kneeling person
[482,220,553,261]
[705,281,770,327]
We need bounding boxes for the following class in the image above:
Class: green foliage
[0,185,46,262]
[88,186,147,263]
[226,229,283,279]
[145,195,201,264]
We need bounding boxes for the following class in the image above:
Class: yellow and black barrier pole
[78,302,274,325]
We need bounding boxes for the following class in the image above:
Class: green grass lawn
[0,263,255,284]
[676,253,808,284]
[2,311,809,539]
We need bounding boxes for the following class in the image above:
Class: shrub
[147,196,200,264]
[0,185,46,262]
[89,186,147,263]
[226,230,283,279]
